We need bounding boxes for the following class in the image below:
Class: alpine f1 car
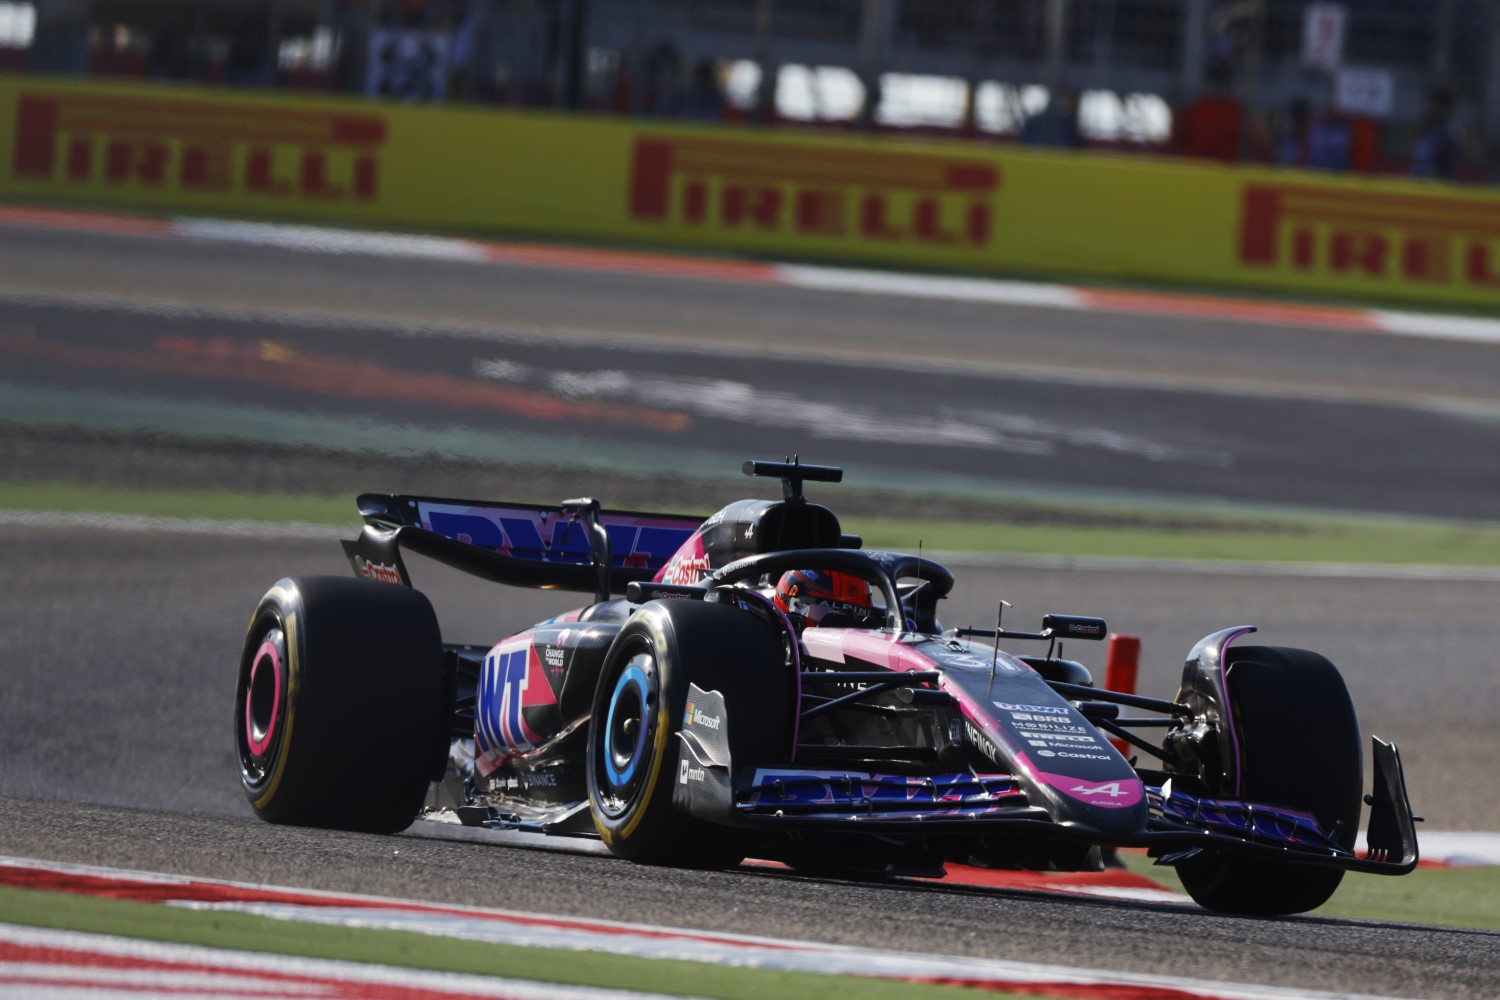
[235,459,1418,915]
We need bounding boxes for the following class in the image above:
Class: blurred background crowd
[1,0,1492,182]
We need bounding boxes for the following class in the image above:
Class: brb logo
[11,91,386,202]
[629,135,1000,248]
[1240,183,1500,294]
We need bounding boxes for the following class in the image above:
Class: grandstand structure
[6,0,1500,171]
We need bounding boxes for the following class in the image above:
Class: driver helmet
[774,569,877,628]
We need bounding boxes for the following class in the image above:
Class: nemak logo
[629,135,1000,247]
[1240,183,1500,292]
[12,91,387,202]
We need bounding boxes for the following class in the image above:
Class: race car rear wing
[340,492,704,599]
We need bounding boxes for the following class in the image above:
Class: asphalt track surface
[3,222,1500,997]
[3,226,1500,517]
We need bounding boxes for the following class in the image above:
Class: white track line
[1370,310,1500,345]
[172,218,491,262]
[777,262,1088,309]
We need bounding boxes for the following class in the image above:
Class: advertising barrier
[4,76,1500,309]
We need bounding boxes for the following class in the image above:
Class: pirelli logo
[629,135,1000,247]
[11,91,386,202]
[1240,183,1500,291]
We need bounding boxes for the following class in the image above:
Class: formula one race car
[235,459,1419,915]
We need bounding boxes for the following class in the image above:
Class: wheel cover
[596,653,656,818]
[237,623,287,792]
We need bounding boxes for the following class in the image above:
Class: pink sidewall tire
[234,575,447,834]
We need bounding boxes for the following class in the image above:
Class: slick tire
[235,576,448,834]
[586,599,789,868]
[1176,646,1363,916]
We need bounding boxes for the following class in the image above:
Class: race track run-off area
[0,855,1481,1000]
[4,207,1500,999]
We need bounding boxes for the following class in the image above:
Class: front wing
[676,719,1419,877]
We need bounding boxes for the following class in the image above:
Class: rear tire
[235,576,447,834]
[586,599,789,868]
[1176,646,1362,915]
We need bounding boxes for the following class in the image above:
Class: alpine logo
[1071,781,1131,798]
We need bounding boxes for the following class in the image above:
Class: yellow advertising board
[4,75,1500,309]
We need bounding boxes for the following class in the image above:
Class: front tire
[586,599,787,868]
[235,576,447,834]
[1176,646,1363,915]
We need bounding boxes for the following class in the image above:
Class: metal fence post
[1432,0,1455,82]
[1487,1,1500,153]
[1180,0,1209,100]
[753,0,776,122]
[1044,0,1068,92]
[858,0,895,128]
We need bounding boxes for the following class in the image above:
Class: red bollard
[1104,633,1140,696]
[1101,633,1142,870]
[1104,634,1141,758]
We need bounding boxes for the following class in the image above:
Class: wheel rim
[597,652,656,818]
[237,623,287,792]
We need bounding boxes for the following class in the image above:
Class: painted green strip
[0,885,1047,1000]
[847,513,1500,567]
[5,479,1500,566]
[1115,852,1500,930]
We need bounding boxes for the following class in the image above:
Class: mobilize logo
[683,702,722,730]
[679,759,706,784]
[629,135,1000,247]
[11,91,386,202]
[1014,721,1090,734]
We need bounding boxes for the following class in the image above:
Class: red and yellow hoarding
[4,76,1500,309]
